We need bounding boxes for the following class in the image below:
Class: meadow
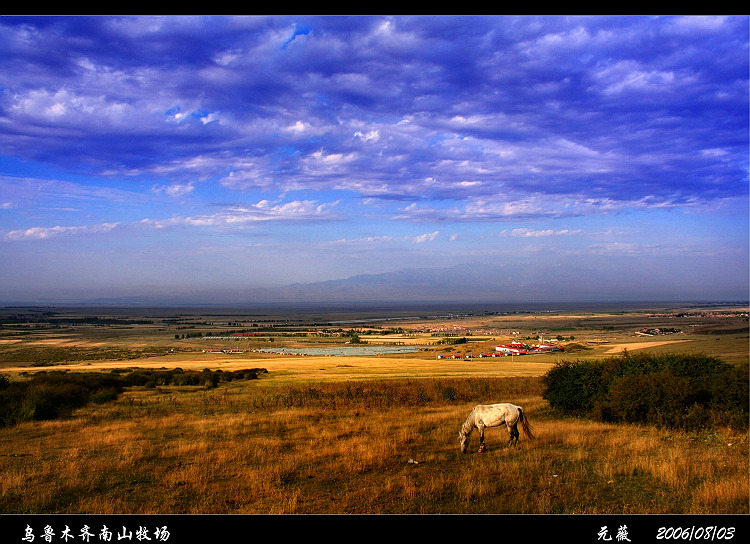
[0,303,747,514]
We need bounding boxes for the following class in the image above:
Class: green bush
[0,368,268,427]
[542,352,748,431]
[0,372,119,426]
[540,359,605,414]
[441,386,458,402]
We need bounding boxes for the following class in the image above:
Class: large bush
[0,371,125,426]
[0,368,267,427]
[540,359,605,413]
[542,351,748,431]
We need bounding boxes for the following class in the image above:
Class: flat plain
[0,302,747,514]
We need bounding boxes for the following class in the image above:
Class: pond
[257,345,421,357]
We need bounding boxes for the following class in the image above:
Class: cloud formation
[0,16,747,303]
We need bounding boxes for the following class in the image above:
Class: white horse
[458,403,534,453]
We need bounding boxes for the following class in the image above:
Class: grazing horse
[458,403,534,453]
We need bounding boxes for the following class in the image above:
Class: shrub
[0,375,100,426]
[542,352,748,431]
[541,359,605,414]
[0,368,268,427]
[441,386,458,402]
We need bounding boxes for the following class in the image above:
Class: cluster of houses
[495,342,562,355]
[438,341,562,359]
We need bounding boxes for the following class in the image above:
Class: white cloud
[140,199,339,230]
[5,198,339,241]
[4,222,120,241]
[152,183,195,198]
[354,130,380,142]
[591,60,681,97]
[11,88,135,127]
[412,231,440,243]
[508,228,583,237]
[286,120,313,135]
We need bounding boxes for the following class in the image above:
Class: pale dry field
[1,352,557,384]
[604,339,691,354]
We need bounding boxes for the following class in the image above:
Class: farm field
[1,302,747,373]
[0,302,747,516]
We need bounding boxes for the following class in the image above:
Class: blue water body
[258,345,420,357]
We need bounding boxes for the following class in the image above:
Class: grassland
[0,302,747,514]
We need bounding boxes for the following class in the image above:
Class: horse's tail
[519,407,535,440]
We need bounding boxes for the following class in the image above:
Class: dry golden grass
[0,377,746,514]
[1,306,746,514]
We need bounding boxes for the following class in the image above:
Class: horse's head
[458,431,468,454]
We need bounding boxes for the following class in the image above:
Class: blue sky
[0,16,748,304]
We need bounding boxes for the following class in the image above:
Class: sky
[0,15,748,305]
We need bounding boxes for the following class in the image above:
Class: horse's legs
[507,423,519,447]
[477,424,486,452]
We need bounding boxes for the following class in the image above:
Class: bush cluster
[115,367,267,389]
[542,351,748,431]
[0,368,267,427]
[253,376,543,411]
[0,371,126,426]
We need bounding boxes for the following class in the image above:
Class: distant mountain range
[6,262,741,307]
[256,261,641,304]
[276,263,518,303]
[6,263,546,306]
[156,262,628,306]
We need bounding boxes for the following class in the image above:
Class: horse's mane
[459,407,476,436]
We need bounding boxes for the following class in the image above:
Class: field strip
[604,340,691,354]
[0,353,556,381]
